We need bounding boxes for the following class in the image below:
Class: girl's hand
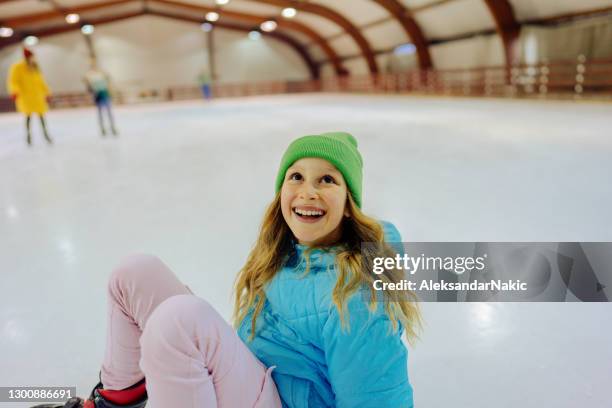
[11,94,17,101]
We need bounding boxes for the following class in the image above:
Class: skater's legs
[39,114,52,143]
[96,104,106,135]
[25,115,31,145]
[101,254,192,390]
[140,295,281,408]
[104,103,117,134]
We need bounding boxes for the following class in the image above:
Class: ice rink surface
[1,94,611,407]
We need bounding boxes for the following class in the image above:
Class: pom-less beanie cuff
[274,132,363,207]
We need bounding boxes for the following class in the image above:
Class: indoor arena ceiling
[1,0,612,73]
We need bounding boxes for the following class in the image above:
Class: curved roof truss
[371,0,432,69]
[250,0,378,74]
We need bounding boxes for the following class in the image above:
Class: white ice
[1,94,611,407]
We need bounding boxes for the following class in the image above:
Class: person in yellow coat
[6,47,53,146]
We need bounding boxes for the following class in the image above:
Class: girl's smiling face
[281,158,348,247]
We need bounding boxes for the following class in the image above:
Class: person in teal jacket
[41,132,420,408]
[233,132,421,407]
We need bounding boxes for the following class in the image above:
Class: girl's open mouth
[293,207,326,223]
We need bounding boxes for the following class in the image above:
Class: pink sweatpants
[100,254,281,408]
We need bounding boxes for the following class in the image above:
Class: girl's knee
[144,294,215,332]
[140,295,218,355]
[140,295,227,383]
[108,254,166,290]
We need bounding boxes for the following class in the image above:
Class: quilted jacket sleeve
[320,221,412,407]
[321,296,413,408]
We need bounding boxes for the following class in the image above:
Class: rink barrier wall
[1,56,611,112]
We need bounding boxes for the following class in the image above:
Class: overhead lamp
[281,7,296,18]
[24,35,39,46]
[260,20,277,32]
[205,12,220,22]
[81,24,94,35]
[248,30,261,40]
[215,0,230,4]
[393,43,416,56]
[201,22,213,32]
[65,13,80,24]
[0,27,14,38]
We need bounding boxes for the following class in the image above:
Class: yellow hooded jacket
[7,60,50,114]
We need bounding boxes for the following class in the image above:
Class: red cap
[23,48,33,58]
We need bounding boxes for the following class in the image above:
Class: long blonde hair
[233,193,421,343]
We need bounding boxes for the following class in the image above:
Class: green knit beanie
[274,132,363,207]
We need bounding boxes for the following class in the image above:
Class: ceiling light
[393,43,416,56]
[205,12,219,22]
[249,30,261,40]
[260,20,277,32]
[65,13,80,24]
[81,24,94,35]
[24,35,38,46]
[215,0,229,4]
[201,22,213,32]
[281,7,296,18]
[0,27,14,38]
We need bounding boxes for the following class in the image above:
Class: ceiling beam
[0,8,320,79]
[249,0,378,74]
[1,0,344,76]
[411,0,458,13]
[483,0,520,66]
[371,0,432,69]
[46,0,65,14]
[3,0,133,28]
[146,9,319,79]
[152,0,347,76]
[0,10,142,47]
[522,5,612,26]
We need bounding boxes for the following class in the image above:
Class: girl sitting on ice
[41,132,420,408]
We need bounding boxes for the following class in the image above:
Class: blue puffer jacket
[237,222,413,408]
